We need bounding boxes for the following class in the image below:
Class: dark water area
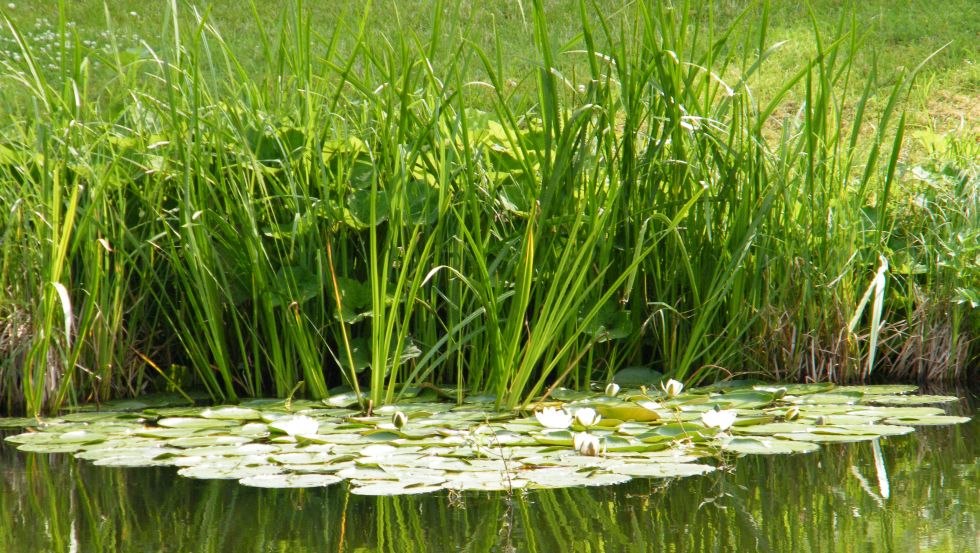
[1,389,976,552]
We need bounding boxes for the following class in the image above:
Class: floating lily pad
[156,417,236,430]
[883,415,971,426]
[0,384,969,496]
[613,462,715,478]
[351,481,446,495]
[239,473,342,488]
[523,467,632,488]
[200,407,263,420]
[0,417,43,429]
[863,395,960,405]
[178,462,283,480]
[722,437,820,455]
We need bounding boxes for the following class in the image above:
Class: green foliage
[0,0,975,415]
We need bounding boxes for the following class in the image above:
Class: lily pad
[239,473,342,488]
[613,462,715,478]
[882,415,970,426]
[351,481,447,495]
[523,467,632,488]
[721,437,820,455]
[200,407,263,421]
[156,417,236,430]
[863,395,960,405]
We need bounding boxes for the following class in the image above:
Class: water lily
[783,406,800,421]
[534,407,572,429]
[574,432,604,456]
[701,408,737,431]
[661,378,684,398]
[574,407,602,428]
[392,411,408,429]
[604,382,621,397]
[271,415,320,436]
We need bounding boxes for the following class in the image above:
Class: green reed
[0,0,975,415]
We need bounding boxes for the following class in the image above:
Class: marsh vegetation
[0,0,976,416]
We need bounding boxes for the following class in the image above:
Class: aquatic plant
[1,383,969,495]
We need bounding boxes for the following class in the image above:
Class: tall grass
[0,0,975,415]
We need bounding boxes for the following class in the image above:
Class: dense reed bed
[0,0,976,415]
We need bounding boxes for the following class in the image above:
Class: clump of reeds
[0,0,974,415]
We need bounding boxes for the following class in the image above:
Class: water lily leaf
[638,423,715,443]
[836,385,918,395]
[444,475,529,492]
[156,417,236,430]
[613,462,715,478]
[550,387,591,401]
[705,390,776,409]
[0,417,42,429]
[178,462,283,480]
[523,467,632,489]
[754,383,836,396]
[863,394,959,405]
[591,400,661,422]
[848,407,946,418]
[883,415,970,426]
[733,422,815,435]
[324,392,364,408]
[351,481,446,496]
[199,407,263,421]
[239,474,342,488]
[16,442,92,454]
[722,437,820,455]
[787,392,863,405]
[532,430,575,446]
[168,435,253,448]
[179,443,280,457]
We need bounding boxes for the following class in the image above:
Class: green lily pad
[848,407,946,418]
[239,473,342,488]
[787,391,863,405]
[156,417,236,430]
[351,481,446,495]
[0,417,43,429]
[523,467,632,489]
[722,437,820,455]
[863,395,960,405]
[613,462,715,478]
[200,407,263,420]
[590,399,661,422]
[178,462,283,480]
[883,415,970,426]
[836,385,918,395]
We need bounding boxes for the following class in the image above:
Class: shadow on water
[1,390,975,552]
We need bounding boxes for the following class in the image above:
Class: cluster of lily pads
[1,381,969,495]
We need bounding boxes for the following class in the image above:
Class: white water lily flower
[574,407,602,428]
[701,408,738,431]
[573,432,603,456]
[604,382,621,397]
[273,415,320,436]
[534,407,572,429]
[661,378,684,398]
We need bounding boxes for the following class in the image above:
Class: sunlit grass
[0,0,975,415]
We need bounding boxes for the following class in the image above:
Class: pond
[1,388,975,552]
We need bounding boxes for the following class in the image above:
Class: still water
[1,392,975,552]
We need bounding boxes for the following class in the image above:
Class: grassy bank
[0,0,976,415]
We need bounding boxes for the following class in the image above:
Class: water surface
[1,392,975,552]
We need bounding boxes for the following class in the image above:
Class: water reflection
[2,394,975,552]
